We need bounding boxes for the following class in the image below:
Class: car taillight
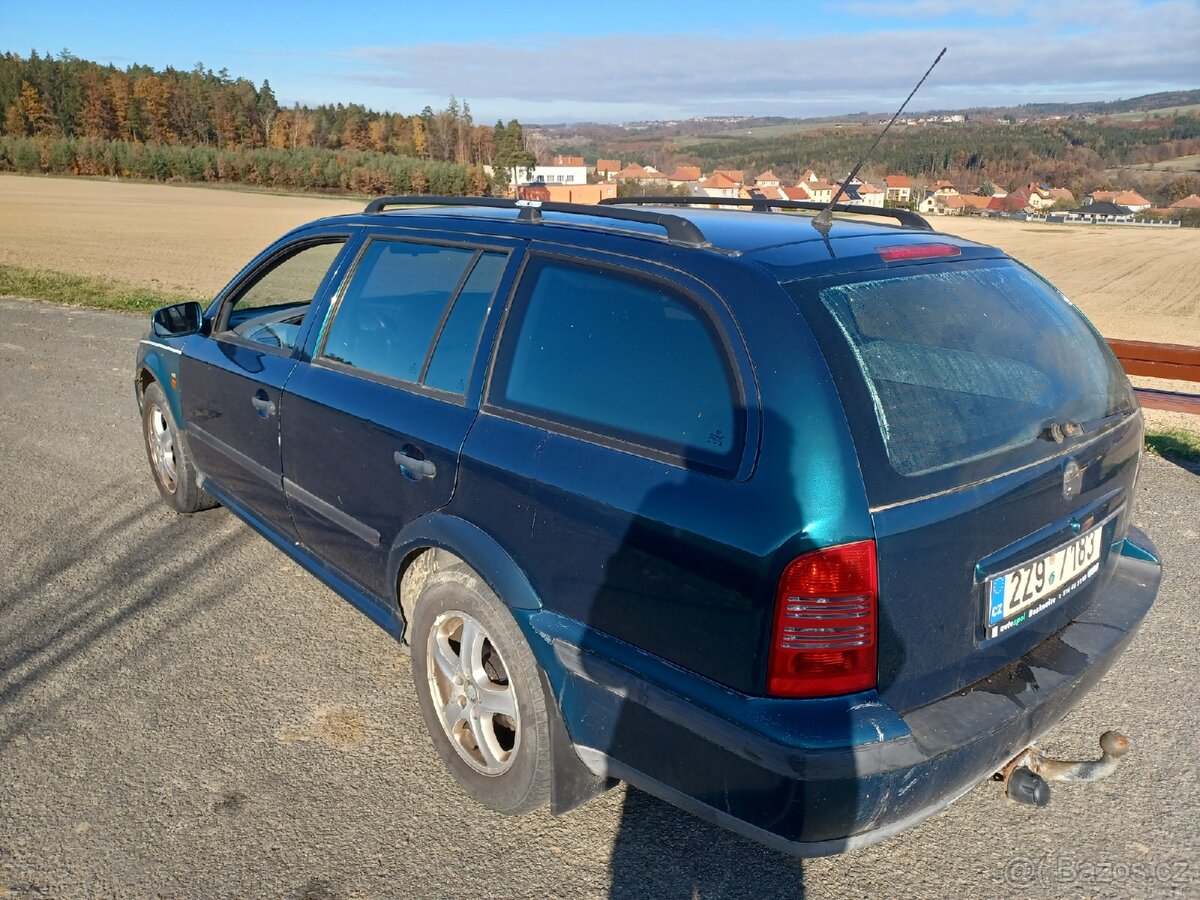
[876,243,961,262]
[767,540,877,698]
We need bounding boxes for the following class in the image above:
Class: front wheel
[411,566,552,815]
[141,380,217,514]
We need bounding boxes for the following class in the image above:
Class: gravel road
[1,296,1196,899]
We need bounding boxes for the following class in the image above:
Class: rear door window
[319,239,506,393]
[489,256,742,469]
[789,259,1135,486]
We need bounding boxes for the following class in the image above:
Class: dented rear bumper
[533,527,1160,857]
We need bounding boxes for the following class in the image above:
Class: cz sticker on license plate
[986,523,1104,639]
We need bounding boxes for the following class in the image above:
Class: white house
[521,161,589,185]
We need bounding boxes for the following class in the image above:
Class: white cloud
[341,1,1200,120]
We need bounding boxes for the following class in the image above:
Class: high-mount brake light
[877,243,962,262]
[767,541,878,698]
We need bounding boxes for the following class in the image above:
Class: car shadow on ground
[605,787,808,898]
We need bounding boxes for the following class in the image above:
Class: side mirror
[151,301,204,338]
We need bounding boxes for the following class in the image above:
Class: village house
[1112,190,1151,212]
[754,170,782,188]
[1170,193,1200,210]
[518,182,617,204]
[595,159,622,179]
[884,174,911,202]
[918,191,966,215]
[523,157,588,185]
[712,169,746,185]
[1065,201,1136,223]
[932,180,959,197]
[613,163,667,185]
[798,179,836,204]
[698,172,741,199]
[666,166,702,186]
[837,180,885,207]
[959,195,993,213]
[1085,189,1150,212]
[745,186,786,202]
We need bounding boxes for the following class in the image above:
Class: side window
[424,252,507,393]
[224,240,345,351]
[321,240,505,392]
[491,257,741,465]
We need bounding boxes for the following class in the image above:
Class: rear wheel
[141,380,217,514]
[411,566,552,814]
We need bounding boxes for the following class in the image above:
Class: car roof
[305,202,999,272]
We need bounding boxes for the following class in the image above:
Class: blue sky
[3,0,1198,122]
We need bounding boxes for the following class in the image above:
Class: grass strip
[0,264,202,314]
[1145,427,1200,464]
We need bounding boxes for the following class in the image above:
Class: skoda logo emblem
[1063,459,1082,501]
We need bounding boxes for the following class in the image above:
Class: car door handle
[394,450,436,480]
[251,391,276,418]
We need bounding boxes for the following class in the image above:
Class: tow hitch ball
[994,731,1131,807]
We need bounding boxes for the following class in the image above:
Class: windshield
[791,260,1135,478]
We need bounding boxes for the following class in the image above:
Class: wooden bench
[1106,339,1200,416]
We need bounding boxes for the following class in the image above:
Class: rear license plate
[986,524,1104,638]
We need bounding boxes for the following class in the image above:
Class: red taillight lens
[767,541,878,698]
[877,243,961,262]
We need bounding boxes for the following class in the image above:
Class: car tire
[411,565,552,815]
[141,380,218,514]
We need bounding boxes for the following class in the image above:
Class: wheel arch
[136,348,186,427]
[389,512,543,643]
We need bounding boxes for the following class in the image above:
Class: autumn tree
[79,70,115,138]
[5,80,54,136]
[257,80,278,146]
[133,75,175,143]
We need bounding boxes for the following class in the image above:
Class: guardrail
[1106,339,1200,415]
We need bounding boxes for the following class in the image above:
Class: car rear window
[789,260,1135,478]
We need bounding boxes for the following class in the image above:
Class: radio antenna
[812,47,946,234]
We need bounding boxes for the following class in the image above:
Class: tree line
[0,50,539,194]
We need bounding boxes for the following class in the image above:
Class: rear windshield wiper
[1040,409,1131,443]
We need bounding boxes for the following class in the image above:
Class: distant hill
[536,90,1200,141]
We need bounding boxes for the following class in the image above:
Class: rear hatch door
[786,256,1140,714]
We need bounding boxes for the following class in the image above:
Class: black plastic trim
[601,195,933,231]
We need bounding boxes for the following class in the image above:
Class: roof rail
[599,195,933,231]
[362,195,711,248]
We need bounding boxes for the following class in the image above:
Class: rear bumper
[533,528,1160,857]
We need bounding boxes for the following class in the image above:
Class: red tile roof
[1170,193,1200,209]
[667,166,702,182]
[615,164,654,180]
[754,170,781,183]
[1114,190,1150,206]
[701,173,739,189]
[713,169,745,184]
[885,174,911,188]
[595,158,622,172]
